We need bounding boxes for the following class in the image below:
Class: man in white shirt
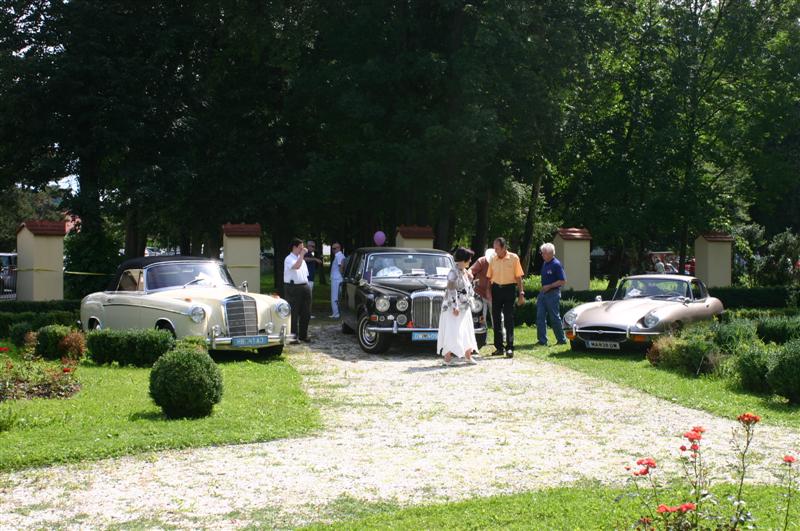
[330,242,345,318]
[284,238,312,342]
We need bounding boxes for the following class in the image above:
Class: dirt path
[1,323,798,529]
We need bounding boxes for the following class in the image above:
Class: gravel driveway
[1,323,798,529]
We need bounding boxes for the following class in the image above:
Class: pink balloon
[373,231,386,246]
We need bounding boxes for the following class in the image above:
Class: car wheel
[357,314,390,354]
[88,319,102,331]
[258,345,284,357]
[475,332,487,348]
[341,321,354,334]
[570,339,587,351]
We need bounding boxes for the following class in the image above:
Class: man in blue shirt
[537,242,568,346]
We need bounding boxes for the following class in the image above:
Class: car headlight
[643,311,660,328]
[396,298,409,312]
[375,296,391,313]
[470,297,483,313]
[189,306,206,323]
[276,301,291,318]
[564,310,578,327]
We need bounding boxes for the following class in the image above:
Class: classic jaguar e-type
[562,275,724,351]
[80,256,292,355]
[339,247,488,353]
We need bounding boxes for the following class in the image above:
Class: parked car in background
[563,274,723,351]
[339,247,487,353]
[80,256,292,355]
[0,253,17,294]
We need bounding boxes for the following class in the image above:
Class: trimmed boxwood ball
[35,325,73,360]
[149,346,223,419]
[766,340,800,404]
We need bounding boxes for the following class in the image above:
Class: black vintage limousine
[339,247,487,353]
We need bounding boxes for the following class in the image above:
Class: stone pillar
[16,220,67,301]
[694,232,733,287]
[395,225,435,249]
[552,228,591,291]
[222,223,262,294]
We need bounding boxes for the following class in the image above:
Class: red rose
[691,426,705,433]
[0,347,8,352]
[684,431,702,442]
[784,455,797,464]
[680,502,696,513]
[738,412,761,425]
[691,443,699,451]
[657,504,678,514]
[680,445,687,452]
[62,367,73,373]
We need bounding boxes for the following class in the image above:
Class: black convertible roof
[108,256,221,291]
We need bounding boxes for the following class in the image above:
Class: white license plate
[232,335,270,348]
[412,332,438,341]
[586,340,620,350]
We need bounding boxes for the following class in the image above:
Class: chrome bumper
[207,324,294,348]
[367,321,488,334]
[565,324,662,339]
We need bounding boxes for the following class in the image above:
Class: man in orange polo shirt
[486,237,525,357]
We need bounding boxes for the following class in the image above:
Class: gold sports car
[80,256,292,355]
[563,275,724,351]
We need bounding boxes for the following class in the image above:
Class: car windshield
[145,261,235,290]
[614,278,691,300]
[365,253,453,280]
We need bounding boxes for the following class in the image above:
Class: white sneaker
[328,314,340,319]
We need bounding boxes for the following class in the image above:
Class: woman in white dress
[438,248,479,365]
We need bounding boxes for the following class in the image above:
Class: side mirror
[240,280,249,292]
[595,295,602,302]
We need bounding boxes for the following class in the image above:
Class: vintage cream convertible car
[80,256,292,354]
[563,274,724,351]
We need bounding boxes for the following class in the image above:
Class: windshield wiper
[182,278,205,288]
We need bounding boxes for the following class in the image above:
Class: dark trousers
[285,283,311,340]
[491,283,516,350]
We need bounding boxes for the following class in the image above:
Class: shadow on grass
[209,349,283,364]
[128,410,166,421]
[547,349,645,362]
[720,380,800,414]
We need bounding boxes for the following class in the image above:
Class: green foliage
[714,320,758,354]
[63,229,120,300]
[721,307,800,322]
[650,323,721,375]
[8,322,32,348]
[756,317,800,344]
[0,185,66,251]
[86,329,175,367]
[34,325,73,360]
[0,355,80,401]
[175,336,208,352]
[734,342,776,394]
[766,340,800,404]
[149,346,223,419]
[0,310,78,337]
[514,298,579,327]
[712,287,790,309]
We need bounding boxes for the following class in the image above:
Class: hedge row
[515,298,580,327]
[86,329,176,367]
[0,311,79,337]
[0,300,82,313]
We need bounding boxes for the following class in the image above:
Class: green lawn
[0,340,319,471]
[303,483,793,530]
[511,327,800,428]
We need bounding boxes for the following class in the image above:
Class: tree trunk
[471,186,489,255]
[190,230,204,257]
[520,159,544,274]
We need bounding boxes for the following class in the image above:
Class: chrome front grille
[224,295,259,337]
[411,291,443,328]
[577,326,627,342]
